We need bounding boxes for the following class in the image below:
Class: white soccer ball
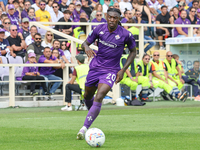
[85,128,105,147]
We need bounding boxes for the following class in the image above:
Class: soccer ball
[85,128,105,147]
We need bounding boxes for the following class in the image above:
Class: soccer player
[76,8,137,140]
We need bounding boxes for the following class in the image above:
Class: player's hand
[85,48,96,59]
[115,70,124,84]
[180,78,185,84]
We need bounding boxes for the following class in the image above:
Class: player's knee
[84,92,93,100]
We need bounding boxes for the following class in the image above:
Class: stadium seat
[0,56,9,95]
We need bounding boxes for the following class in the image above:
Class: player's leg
[77,83,111,140]
[84,86,97,110]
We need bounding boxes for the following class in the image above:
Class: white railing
[0,22,198,107]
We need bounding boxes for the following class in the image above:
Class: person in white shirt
[164,0,177,11]
[50,2,64,23]
[41,31,54,48]
[119,0,132,15]
[103,0,111,17]
[31,0,41,12]
[60,41,73,63]
[25,25,38,46]
[146,0,161,16]
[45,0,54,13]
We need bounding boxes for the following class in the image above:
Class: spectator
[81,0,93,19]
[178,1,185,15]
[121,9,132,24]
[51,39,70,63]
[0,28,15,57]
[103,0,110,17]
[197,8,200,22]
[18,18,30,40]
[27,7,36,22]
[190,0,199,10]
[156,6,171,50]
[187,7,197,24]
[185,61,200,80]
[132,0,152,37]
[90,4,105,21]
[169,8,174,17]
[51,2,64,23]
[18,0,25,12]
[60,41,73,64]
[0,14,8,28]
[73,1,86,21]
[169,7,179,24]
[41,31,54,48]
[68,3,75,20]
[119,0,132,14]
[52,49,72,79]
[46,0,54,13]
[21,0,31,19]
[55,10,72,33]
[7,25,26,58]
[55,0,62,5]
[36,0,52,25]
[174,10,191,37]
[26,32,44,61]
[59,0,68,12]
[61,54,89,111]
[6,0,14,11]
[31,0,40,12]
[13,0,21,20]
[165,0,177,11]
[113,2,120,9]
[91,11,107,30]
[3,18,11,38]
[134,11,156,53]
[25,25,37,46]
[7,4,20,30]
[194,28,200,37]
[21,52,48,96]
[38,47,64,99]
[79,12,89,21]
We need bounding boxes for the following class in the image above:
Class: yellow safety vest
[151,60,165,76]
[163,58,176,77]
[75,64,89,95]
[137,60,151,77]
[175,64,186,76]
[120,54,137,79]
[73,27,84,48]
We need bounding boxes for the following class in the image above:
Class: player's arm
[82,40,96,59]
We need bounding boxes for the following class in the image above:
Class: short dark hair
[52,2,59,6]
[172,54,179,59]
[193,60,199,64]
[53,39,60,44]
[13,0,19,4]
[1,14,7,19]
[63,9,71,14]
[24,0,31,4]
[30,25,37,30]
[28,7,35,13]
[107,8,121,16]
[180,9,187,13]
[34,33,41,38]
[161,5,167,9]
[44,46,51,51]
[192,0,199,4]
[190,7,196,11]
[39,0,46,5]
[142,53,150,59]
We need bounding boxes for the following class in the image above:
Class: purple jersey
[38,55,57,75]
[0,39,10,51]
[174,17,191,37]
[72,9,86,21]
[21,61,38,77]
[21,9,28,19]
[121,18,128,23]
[7,13,19,29]
[87,24,135,72]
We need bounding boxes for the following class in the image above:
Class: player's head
[193,61,200,71]
[142,53,150,65]
[153,51,160,61]
[107,8,121,30]
[172,54,179,62]
[166,51,173,61]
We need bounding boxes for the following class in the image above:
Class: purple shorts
[85,70,117,88]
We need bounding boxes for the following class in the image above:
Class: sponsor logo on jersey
[99,39,117,48]
[107,80,112,84]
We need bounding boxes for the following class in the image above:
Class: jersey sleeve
[125,31,136,50]
[86,26,99,44]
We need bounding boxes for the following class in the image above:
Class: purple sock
[84,97,94,110]
[83,101,102,129]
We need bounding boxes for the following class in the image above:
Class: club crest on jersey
[115,35,120,40]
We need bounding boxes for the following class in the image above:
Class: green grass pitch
[0,101,200,150]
